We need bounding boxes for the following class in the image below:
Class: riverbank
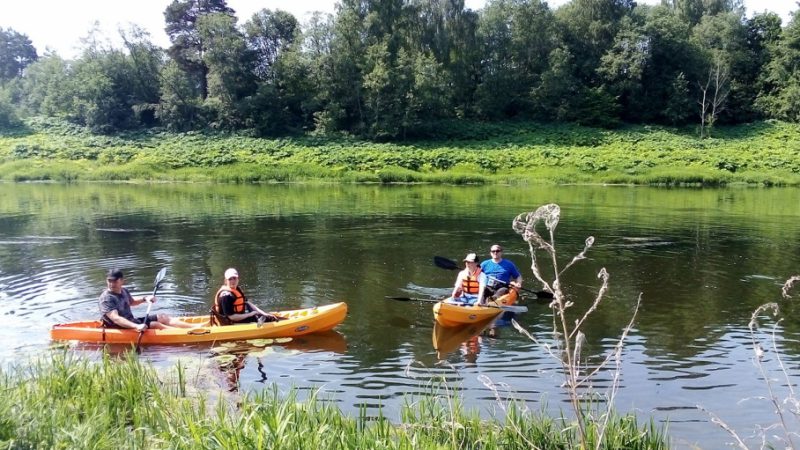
[1,117,798,186]
[0,352,668,448]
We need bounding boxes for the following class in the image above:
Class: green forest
[1,0,799,140]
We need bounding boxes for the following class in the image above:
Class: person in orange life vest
[449,253,483,305]
[213,268,281,324]
[99,268,195,331]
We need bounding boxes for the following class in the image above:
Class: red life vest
[214,286,247,314]
[461,269,482,295]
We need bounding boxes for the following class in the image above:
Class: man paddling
[99,269,194,331]
[479,244,522,301]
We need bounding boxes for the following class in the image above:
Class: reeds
[703,275,800,449]
[0,350,667,449]
[510,203,660,449]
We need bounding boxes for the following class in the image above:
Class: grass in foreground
[0,351,669,449]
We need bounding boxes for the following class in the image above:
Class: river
[1,182,799,449]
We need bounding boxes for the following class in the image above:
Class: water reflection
[432,320,495,361]
[1,183,800,448]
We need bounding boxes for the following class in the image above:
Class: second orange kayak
[433,289,523,327]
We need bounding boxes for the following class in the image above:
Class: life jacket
[461,269,482,295]
[214,286,247,315]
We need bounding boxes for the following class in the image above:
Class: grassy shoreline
[1,117,799,186]
[0,352,669,449]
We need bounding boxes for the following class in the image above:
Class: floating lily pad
[249,347,276,358]
[246,338,274,347]
[274,337,293,343]
[219,342,238,348]
[210,346,232,355]
[212,354,238,366]
[49,341,72,350]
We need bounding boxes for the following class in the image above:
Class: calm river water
[1,182,799,448]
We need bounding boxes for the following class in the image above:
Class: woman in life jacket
[448,253,482,305]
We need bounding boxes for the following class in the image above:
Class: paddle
[384,296,528,313]
[135,267,167,353]
[432,255,554,299]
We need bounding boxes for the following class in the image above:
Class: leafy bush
[1,117,799,186]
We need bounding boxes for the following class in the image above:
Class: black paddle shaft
[385,296,439,303]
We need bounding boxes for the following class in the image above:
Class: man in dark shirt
[99,268,194,330]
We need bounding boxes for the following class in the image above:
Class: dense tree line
[0,0,798,138]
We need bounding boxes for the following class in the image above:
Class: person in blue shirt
[480,244,522,300]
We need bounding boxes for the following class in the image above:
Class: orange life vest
[461,269,482,295]
[214,286,247,314]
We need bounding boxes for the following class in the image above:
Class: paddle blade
[154,267,167,286]
[433,256,460,271]
[152,267,167,296]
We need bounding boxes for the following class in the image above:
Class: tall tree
[638,5,703,124]
[476,0,558,118]
[164,0,236,100]
[243,9,299,81]
[197,13,255,129]
[18,55,71,117]
[0,28,38,82]
[732,12,783,121]
[157,60,205,131]
[530,46,581,121]
[663,0,744,26]
[556,0,636,86]
[691,12,748,125]
[755,13,800,121]
[597,16,649,122]
[120,25,165,126]
[314,0,368,133]
[698,55,729,137]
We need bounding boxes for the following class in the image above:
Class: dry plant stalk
[510,203,641,449]
[706,275,800,449]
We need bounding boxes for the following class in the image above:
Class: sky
[1,0,796,59]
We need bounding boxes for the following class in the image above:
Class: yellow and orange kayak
[433,290,521,327]
[51,302,348,345]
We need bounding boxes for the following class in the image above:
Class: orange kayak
[433,289,521,327]
[51,302,348,345]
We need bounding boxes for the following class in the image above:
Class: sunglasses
[490,249,502,253]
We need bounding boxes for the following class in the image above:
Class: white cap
[463,253,477,262]
[224,268,239,279]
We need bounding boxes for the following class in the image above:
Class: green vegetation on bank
[1,118,799,186]
[0,352,668,449]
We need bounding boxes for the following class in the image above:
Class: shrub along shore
[0,352,669,449]
[1,117,798,186]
